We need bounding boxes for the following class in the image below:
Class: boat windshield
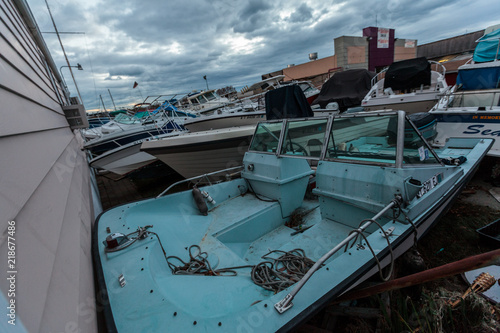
[249,121,283,153]
[447,90,500,108]
[326,114,439,165]
[204,91,217,101]
[280,119,329,157]
[298,82,316,94]
[250,113,440,166]
[327,115,398,163]
[113,113,142,125]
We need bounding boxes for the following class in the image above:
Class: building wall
[417,30,484,59]
[263,26,424,83]
[363,27,395,71]
[335,36,368,70]
[0,1,96,332]
[394,38,417,61]
[282,55,337,83]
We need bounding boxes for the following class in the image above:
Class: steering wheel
[284,141,308,156]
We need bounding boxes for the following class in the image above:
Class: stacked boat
[430,27,500,156]
[86,102,194,176]
[94,110,492,332]
[361,57,449,113]
[141,85,315,179]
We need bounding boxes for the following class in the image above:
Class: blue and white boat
[430,27,500,156]
[93,110,492,332]
[84,102,194,156]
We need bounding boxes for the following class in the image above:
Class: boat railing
[156,165,244,198]
[370,67,388,88]
[440,89,500,110]
[274,196,403,314]
[429,60,446,77]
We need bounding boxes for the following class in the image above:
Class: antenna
[100,95,107,112]
[45,0,83,105]
[108,89,117,111]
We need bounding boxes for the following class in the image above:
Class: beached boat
[88,130,184,176]
[177,89,232,116]
[182,108,264,133]
[362,57,449,113]
[141,85,314,178]
[312,69,375,113]
[183,80,319,133]
[430,28,500,156]
[94,110,491,332]
[141,125,256,178]
[84,103,193,157]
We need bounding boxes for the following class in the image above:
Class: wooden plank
[488,188,500,203]
[336,249,500,302]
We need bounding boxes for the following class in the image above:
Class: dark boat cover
[384,57,431,91]
[265,85,314,120]
[311,69,374,111]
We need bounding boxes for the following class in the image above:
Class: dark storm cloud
[28,0,500,111]
[288,3,313,23]
[108,65,145,77]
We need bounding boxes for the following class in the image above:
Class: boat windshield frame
[248,110,443,168]
[439,88,500,110]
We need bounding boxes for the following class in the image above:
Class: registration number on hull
[417,173,443,199]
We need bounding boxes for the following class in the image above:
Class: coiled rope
[251,249,316,293]
[166,245,252,276]
[165,246,316,292]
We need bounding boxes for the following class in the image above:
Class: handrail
[428,60,447,76]
[370,67,388,87]
[274,197,402,314]
[156,166,244,198]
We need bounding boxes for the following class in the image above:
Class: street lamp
[59,63,83,104]
[59,63,83,88]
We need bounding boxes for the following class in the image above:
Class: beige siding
[283,55,337,82]
[0,1,96,332]
[394,45,417,61]
[347,46,366,64]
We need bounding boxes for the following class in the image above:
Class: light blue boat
[93,110,492,332]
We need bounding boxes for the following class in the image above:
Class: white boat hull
[431,112,500,157]
[142,126,255,178]
[90,144,157,175]
[184,111,265,132]
[362,93,440,113]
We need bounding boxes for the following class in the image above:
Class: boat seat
[307,138,323,157]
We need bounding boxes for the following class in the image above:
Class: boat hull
[431,112,500,157]
[94,112,492,333]
[141,126,255,178]
[89,132,182,175]
[184,111,265,132]
[90,143,157,175]
[362,94,439,114]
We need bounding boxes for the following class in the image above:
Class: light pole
[203,75,209,91]
[59,63,83,103]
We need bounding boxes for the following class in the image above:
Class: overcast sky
[27,0,500,112]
